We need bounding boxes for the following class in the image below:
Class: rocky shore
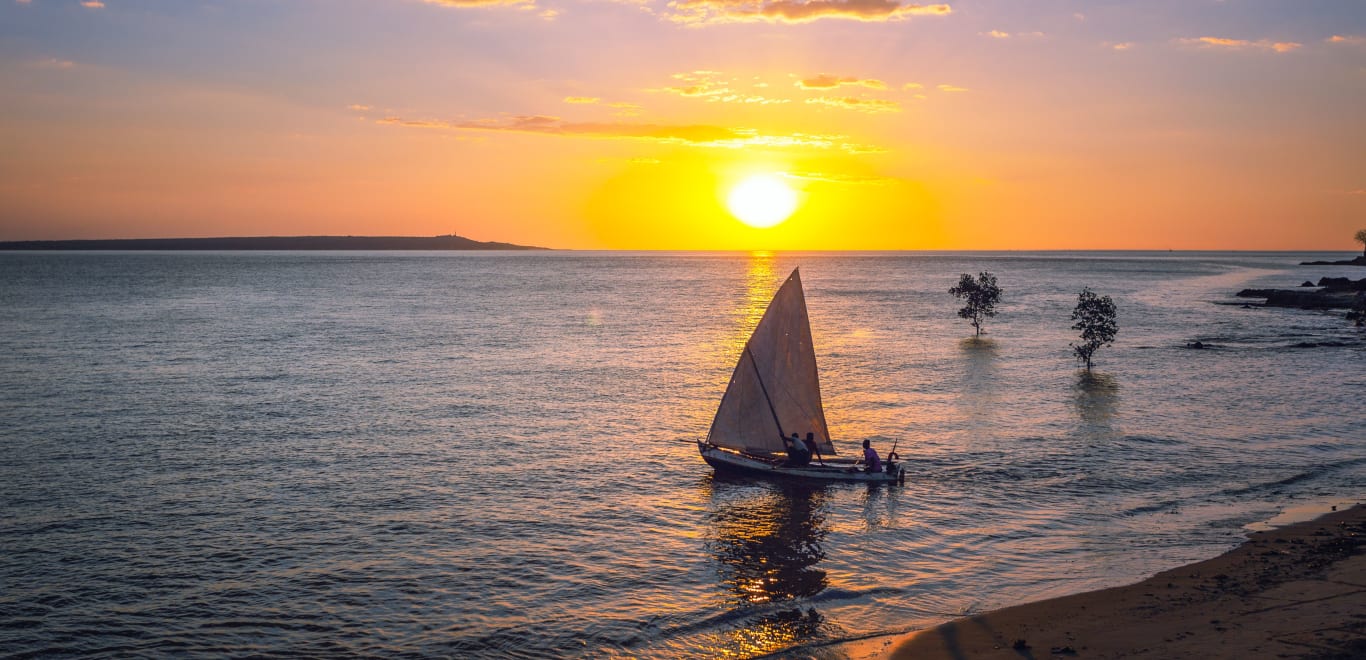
[1236,276,1366,310]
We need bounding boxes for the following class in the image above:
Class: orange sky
[1,1,1364,249]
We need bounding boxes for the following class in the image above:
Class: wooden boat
[699,268,905,484]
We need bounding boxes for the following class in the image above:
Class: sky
[1,0,1364,250]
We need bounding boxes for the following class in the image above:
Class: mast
[746,346,786,440]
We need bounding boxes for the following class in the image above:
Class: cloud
[937,83,968,92]
[608,101,643,116]
[984,29,1043,39]
[80,0,104,7]
[421,0,534,7]
[804,96,901,113]
[31,58,75,69]
[348,104,373,111]
[659,71,788,104]
[796,74,887,90]
[1112,42,1134,51]
[1327,35,1365,45]
[376,113,873,151]
[788,170,895,184]
[664,0,951,25]
[660,70,728,97]
[564,96,601,104]
[1178,36,1301,53]
[379,113,743,144]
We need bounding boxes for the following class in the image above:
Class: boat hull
[699,443,904,483]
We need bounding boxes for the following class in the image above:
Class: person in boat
[782,432,811,467]
[862,439,882,473]
[806,432,823,465]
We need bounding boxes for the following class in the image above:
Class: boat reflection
[703,472,831,656]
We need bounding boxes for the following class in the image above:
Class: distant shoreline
[0,235,548,251]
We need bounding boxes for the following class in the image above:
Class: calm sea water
[1,251,1362,658]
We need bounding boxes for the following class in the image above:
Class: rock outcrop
[1236,277,1366,309]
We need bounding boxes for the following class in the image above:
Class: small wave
[1216,457,1366,498]
[197,619,339,633]
[1121,499,1183,517]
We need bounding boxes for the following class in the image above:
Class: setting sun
[726,174,798,229]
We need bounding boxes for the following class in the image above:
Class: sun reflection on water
[730,252,777,352]
[703,473,831,657]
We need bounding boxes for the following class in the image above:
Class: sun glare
[727,174,798,228]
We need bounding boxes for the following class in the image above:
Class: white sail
[706,268,836,456]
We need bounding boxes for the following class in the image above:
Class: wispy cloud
[983,30,1010,39]
[796,74,887,90]
[937,83,968,92]
[1178,36,1301,53]
[421,0,534,7]
[1111,42,1134,51]
[564,96,601,104]
[80,0,104,7]
[658,71,789,104]
[804,96,901,113]
[664,0,951,26]
[31,58,76,69]
[376,113,877,152]
[1327,35,1365,45]
[608,101,643,116]
[788,170,895,184]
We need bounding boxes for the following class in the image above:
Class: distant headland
[1300,255,1366,266]
[0,235,548,251]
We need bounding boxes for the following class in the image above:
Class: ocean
[1,251,1362,658]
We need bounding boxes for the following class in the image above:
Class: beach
[842,503,1366,659]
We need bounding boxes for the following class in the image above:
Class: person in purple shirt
[862,439,882,473]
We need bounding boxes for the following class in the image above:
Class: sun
[726,174,798,228]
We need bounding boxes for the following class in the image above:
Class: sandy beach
[840,503,1366,660]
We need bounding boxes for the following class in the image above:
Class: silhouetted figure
[862,439,882,473]
[783,432,811,467]
[806,432,823,465]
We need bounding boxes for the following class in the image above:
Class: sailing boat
[699,268,905,483]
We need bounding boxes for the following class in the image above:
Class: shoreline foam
[835,501,1365,659]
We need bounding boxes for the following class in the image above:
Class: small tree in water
[1071,288,1117,371]
[949,272,1002,336]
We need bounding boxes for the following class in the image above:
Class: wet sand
[846,503,1366,659]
